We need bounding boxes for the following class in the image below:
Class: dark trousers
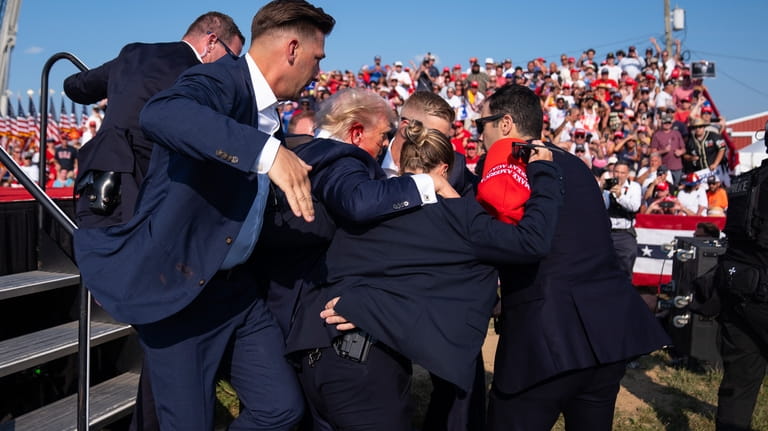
[423,354,486,431]
[135,270,303,431]
[487,361,626,431]
[611,229,637,283]
[716,299,768,431]
[296,344,412,431]
[128,357,159,431]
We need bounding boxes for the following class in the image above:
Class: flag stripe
[632,214,726,286]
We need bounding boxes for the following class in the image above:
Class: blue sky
[6,1,768,122]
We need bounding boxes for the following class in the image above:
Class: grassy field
[215,347,768,430]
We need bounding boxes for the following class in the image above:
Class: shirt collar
[181,40,204,63]
[315,128,343,141]
[246,53,279,114]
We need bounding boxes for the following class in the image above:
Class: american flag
[70,100,77,132]
[47,97,60,143]
[16,98,29,137]
[633,214,727,286]
[7,98,18,138]
[80,104,88,130]
[59,97,71,133]
[27,96,39,140]
[0,101,9,137]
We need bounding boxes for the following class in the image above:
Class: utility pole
[0,0,22,116]
[664,0,673,54]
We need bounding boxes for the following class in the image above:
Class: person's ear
[500,114,515,136]
[349,123,364,145]
[287,39,299,65]
[439,162,449,178]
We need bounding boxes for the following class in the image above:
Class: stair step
[0,320,133,378]
[0,270,80,301]
[0,371,139,431]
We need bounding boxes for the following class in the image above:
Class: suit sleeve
[64,58,116,104]
[139,62,272,174]
[313,156,423,223]
[468,160,564,264]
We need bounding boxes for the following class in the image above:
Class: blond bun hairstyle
[399,119,454,175]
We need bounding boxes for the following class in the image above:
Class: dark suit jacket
[74,56,274,324]
[64,42,200,225]
[287,162,564,391]
[256,138,424,336]
[492,145,670,394]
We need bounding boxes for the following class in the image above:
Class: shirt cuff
[252,136,281,173]
[412,173,437,205]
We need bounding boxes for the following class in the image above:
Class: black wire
[716,68,768,100]
[689,49,768,64]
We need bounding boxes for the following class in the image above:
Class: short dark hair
[184,12,245,46]
[484,84,542,139]
[251,0,335,42]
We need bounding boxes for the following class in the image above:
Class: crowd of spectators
[1,107,101,188]
[276,37,730,218]
[3,37,731,219]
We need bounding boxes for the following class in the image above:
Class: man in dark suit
[379,90,484,431]
[479,85,670,431]
[309,119,562,431]
[380,91,477,195]
[64,12,244,228]
[64,12,243,430]
[74,2,335,429]
[255,88,454,431]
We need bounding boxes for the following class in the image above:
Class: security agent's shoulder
[177,54,242,80]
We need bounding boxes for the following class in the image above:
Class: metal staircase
[0,52,139,430]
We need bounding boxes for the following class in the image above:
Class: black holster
[332,330,374,363]
[79,170,122,216]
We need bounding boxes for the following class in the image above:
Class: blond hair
[399,119,454,175]
[315,88,395,139]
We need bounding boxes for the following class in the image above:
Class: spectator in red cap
[465,81,485,119]
[676,172,707,215]
[674,95,693,124]
[464,138,480,174]
[643,182,685,215]
[672,66,696,106]
[451,120,470,154]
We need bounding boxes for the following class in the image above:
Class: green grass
[215,350,768,430]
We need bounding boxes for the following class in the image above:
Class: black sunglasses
[217,39,239,59]
[475,113,505,135]
[208,32,239,59]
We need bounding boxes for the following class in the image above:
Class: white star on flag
[641,245,653,257]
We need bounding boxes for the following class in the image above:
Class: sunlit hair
[251,0,335,42]
[399,119,454,175]
[315,88,395,140]
[401,91,455,124]
[184,11,245,46]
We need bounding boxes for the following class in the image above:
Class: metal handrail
[39,52,89,192]
[37,52,92,431]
